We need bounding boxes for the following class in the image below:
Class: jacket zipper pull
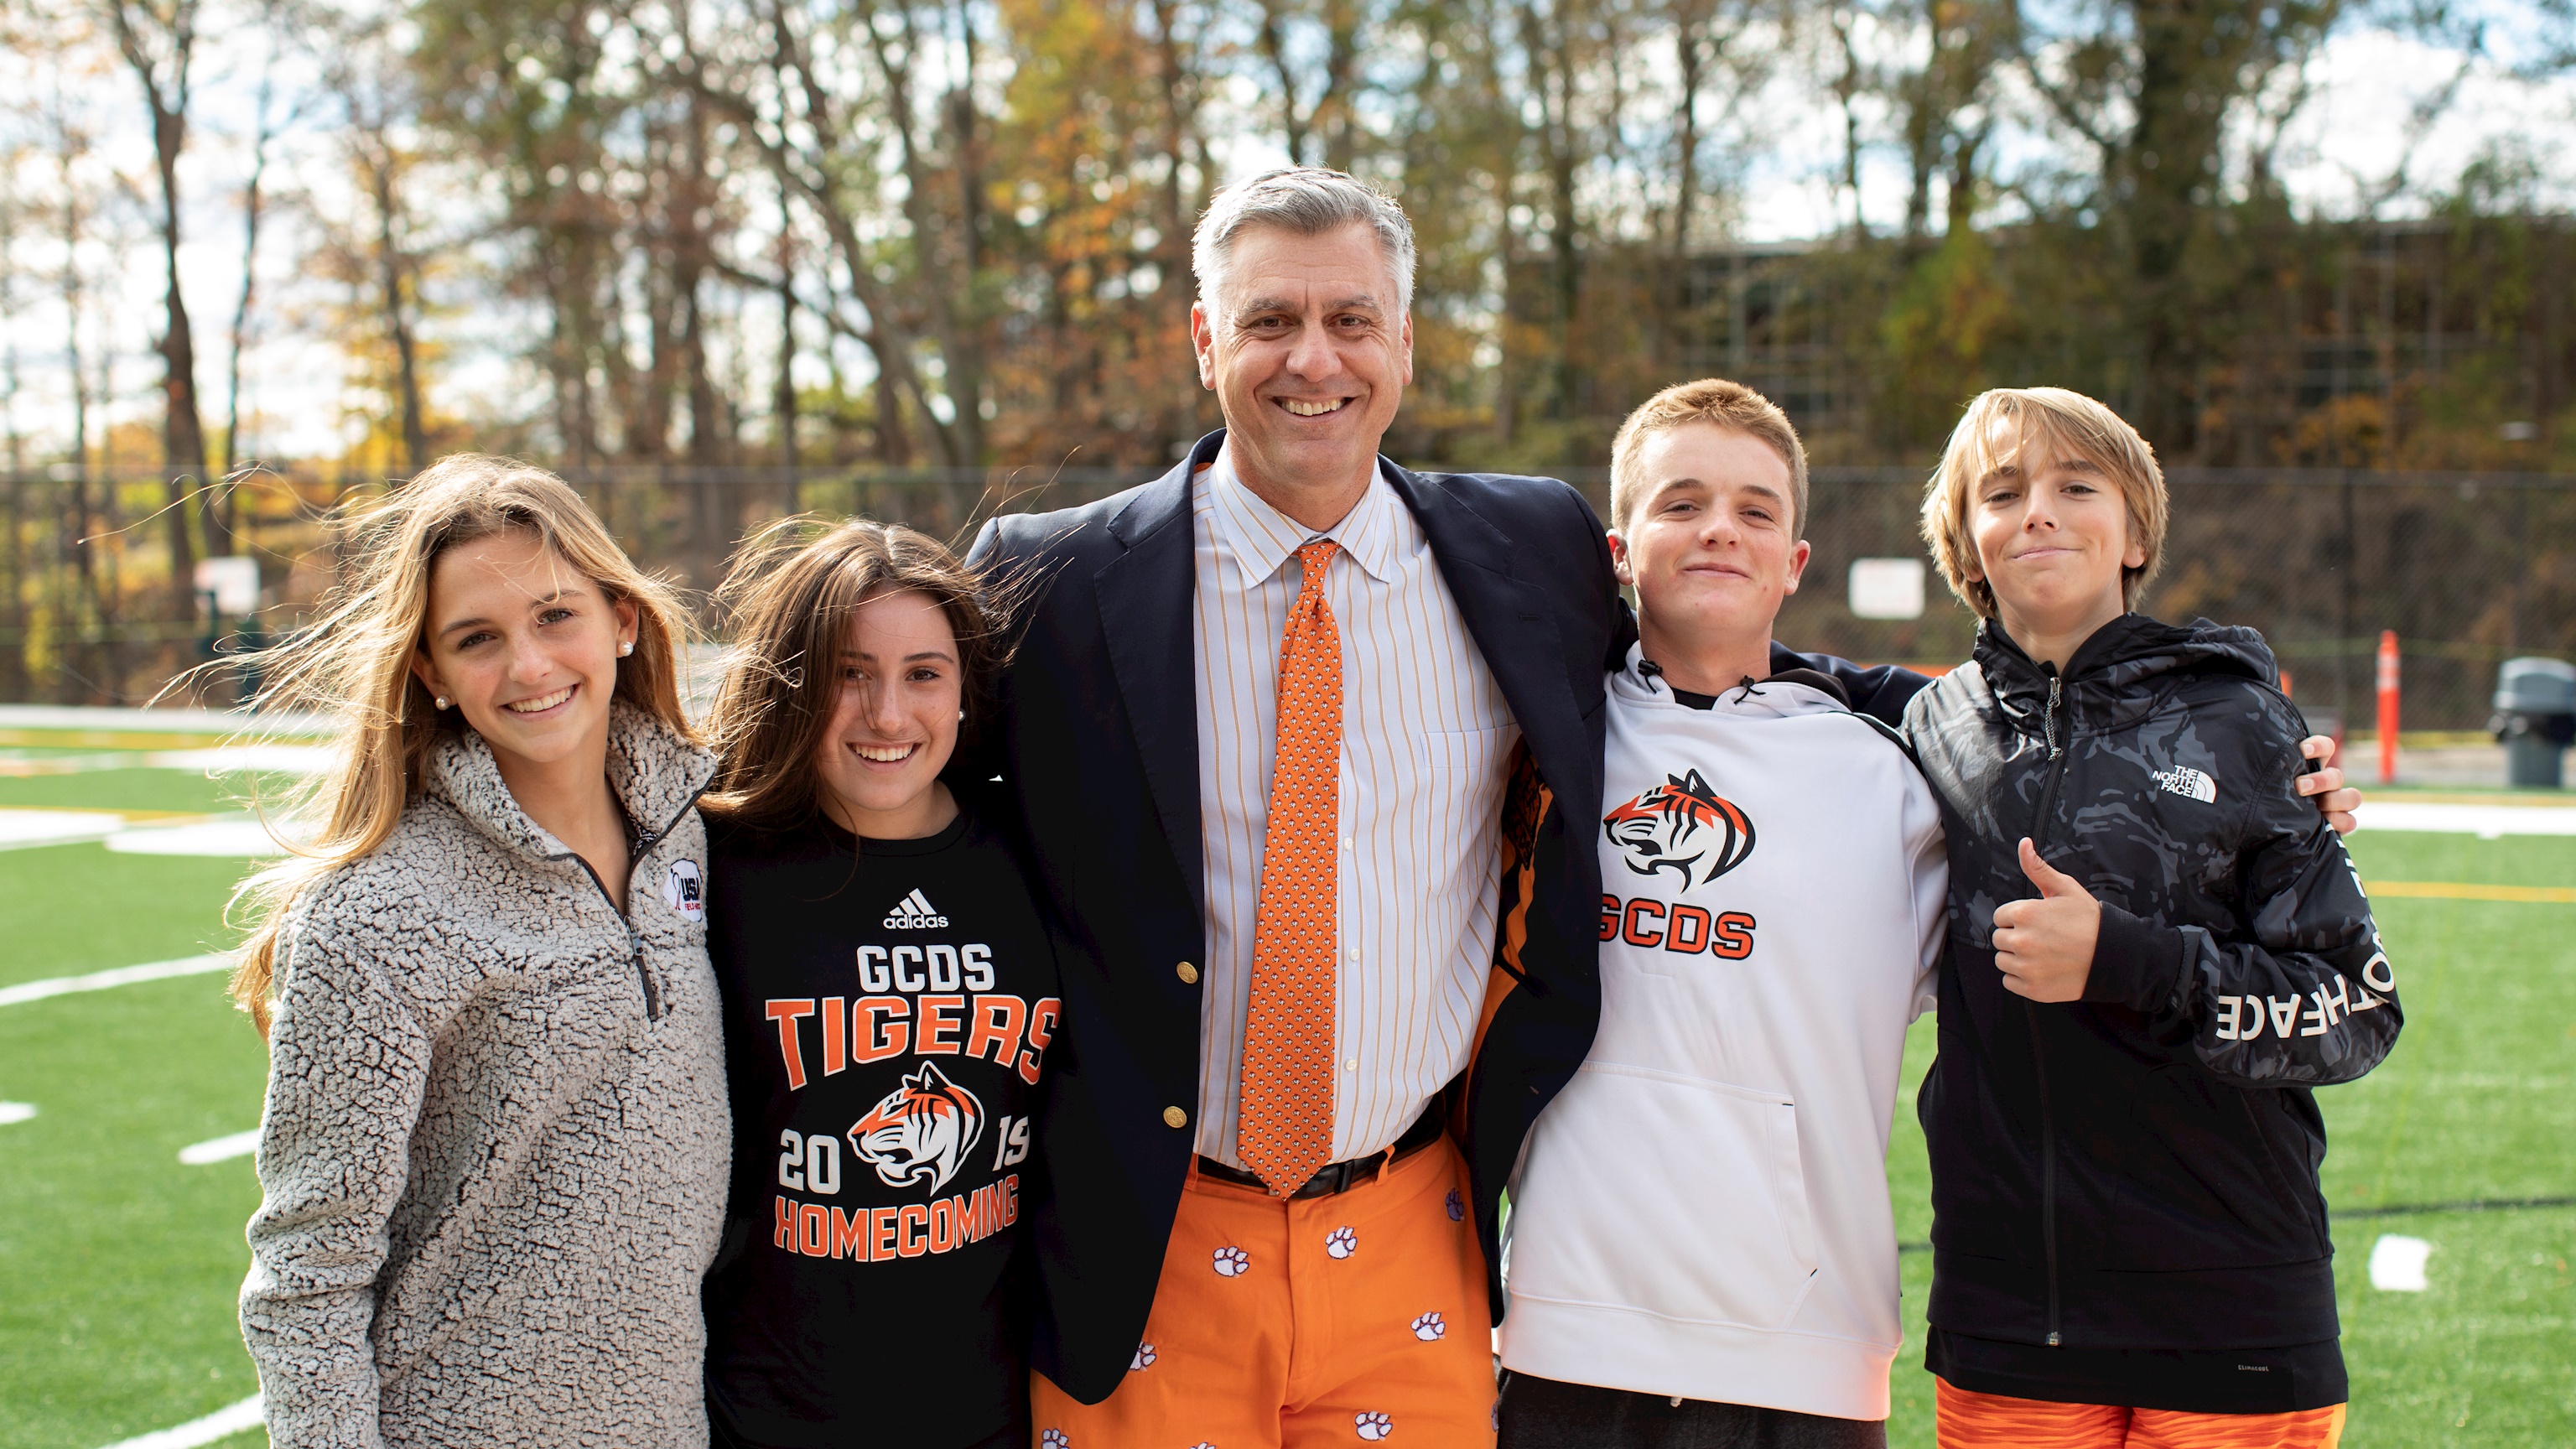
[2044,673,2064,759]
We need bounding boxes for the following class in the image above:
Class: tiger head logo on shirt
[1603,769,1757,888]
[848,1061,987,1193]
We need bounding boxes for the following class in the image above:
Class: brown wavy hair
[226,454,698,1034]
[702,517,1013,832]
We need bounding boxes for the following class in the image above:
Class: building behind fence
[4,462,2568,734]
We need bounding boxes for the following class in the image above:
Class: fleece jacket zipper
[553,784,708,1023]
[2027,667,2070,1347]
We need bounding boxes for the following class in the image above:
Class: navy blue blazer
[966,431,1626,1401]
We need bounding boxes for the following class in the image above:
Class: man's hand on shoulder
[2297,735,2360,834]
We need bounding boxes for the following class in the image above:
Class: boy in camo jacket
[1903,387,2399,1448]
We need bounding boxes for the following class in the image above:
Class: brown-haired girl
[231,455,729,1445]
[695,518,1060,1449]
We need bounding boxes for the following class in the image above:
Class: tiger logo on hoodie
[849,1062,986,1192]
[1603,769,1757,888]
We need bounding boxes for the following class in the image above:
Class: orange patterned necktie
[1237,539,1343,1197]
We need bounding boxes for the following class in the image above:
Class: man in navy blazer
[967,169,1634,1439]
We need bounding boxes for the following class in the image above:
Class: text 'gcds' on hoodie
[1498,646,1948,1421]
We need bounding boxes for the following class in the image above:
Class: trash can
[2490,657,2576,787]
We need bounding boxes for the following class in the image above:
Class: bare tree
[0,147,25,700]
[221,5,300,487]
[101,0,211,591]
[1254,0,1367,170]
[48,95,103,699]
[680,0,974,468]
[322,16,429,474]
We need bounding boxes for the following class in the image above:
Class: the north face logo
[1603,769,1757,887]
[883,888,948,928]
[2153,766,2218,803]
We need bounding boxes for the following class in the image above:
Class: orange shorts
[1031,1133,1498,1448]
[1935,1378,2347,1449]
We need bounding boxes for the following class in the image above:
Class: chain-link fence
[4,462,2568,731]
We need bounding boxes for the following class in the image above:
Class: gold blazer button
[1162,1106,1189,1130]
[1176,961,1200,984]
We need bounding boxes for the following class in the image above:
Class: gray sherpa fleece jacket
[242,704,730,1447]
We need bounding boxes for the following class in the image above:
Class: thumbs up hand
[1991,838,2101,1003]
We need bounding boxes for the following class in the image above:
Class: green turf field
[1883,830,2576,1446]
[3,766,2571,1446]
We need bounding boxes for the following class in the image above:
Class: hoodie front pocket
[1507,1061,1819,1331]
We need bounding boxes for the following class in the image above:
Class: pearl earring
[957,709,966,720]
[434,696,450,710]
[618,641,634,657]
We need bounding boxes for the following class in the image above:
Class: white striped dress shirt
[1192,446,1520,1168]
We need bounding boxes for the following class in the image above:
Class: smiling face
[812,589,963,839]
[1191,221,1413,522]
[1965,414,2147,652]
[1609,423,1811,684]
[410,527,636,777]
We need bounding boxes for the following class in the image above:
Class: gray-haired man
[969,167,1631,1446]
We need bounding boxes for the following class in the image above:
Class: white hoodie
[1499,647,1946,1420]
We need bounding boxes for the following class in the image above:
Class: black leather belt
[1196,1104,1446,1198]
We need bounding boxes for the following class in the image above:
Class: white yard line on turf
[106,817,296,857]
[179,1128,262,1165]
[0,702,334,735]
[0,1101,35,1124]
[96,1393,263,1449]
[0,808,124,851]
[0,954,232,1009]
[2356,801,2576,836]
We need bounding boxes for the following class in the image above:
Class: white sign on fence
[194,556,260,615]
[1848,558,1925,620]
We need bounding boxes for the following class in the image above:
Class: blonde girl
[231,455,729,1446]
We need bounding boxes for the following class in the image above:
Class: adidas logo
[2153,766,2218,803]
[883,888,949,929]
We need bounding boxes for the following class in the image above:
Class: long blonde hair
[229,454,699,1034]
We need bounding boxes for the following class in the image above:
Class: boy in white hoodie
[1496,379,1947,1448]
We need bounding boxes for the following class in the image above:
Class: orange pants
[1936,1378,2347,1449]
[1031,1134,1498,1448]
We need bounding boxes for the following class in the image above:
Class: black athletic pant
[1498,1371,1888,1449]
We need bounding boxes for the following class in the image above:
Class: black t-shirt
[701,806,1062,1449]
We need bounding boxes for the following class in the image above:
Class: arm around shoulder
[240,881,437,1447]
[2093,709,2402,1088]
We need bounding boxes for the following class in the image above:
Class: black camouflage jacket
[1903,614,2401,1353]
